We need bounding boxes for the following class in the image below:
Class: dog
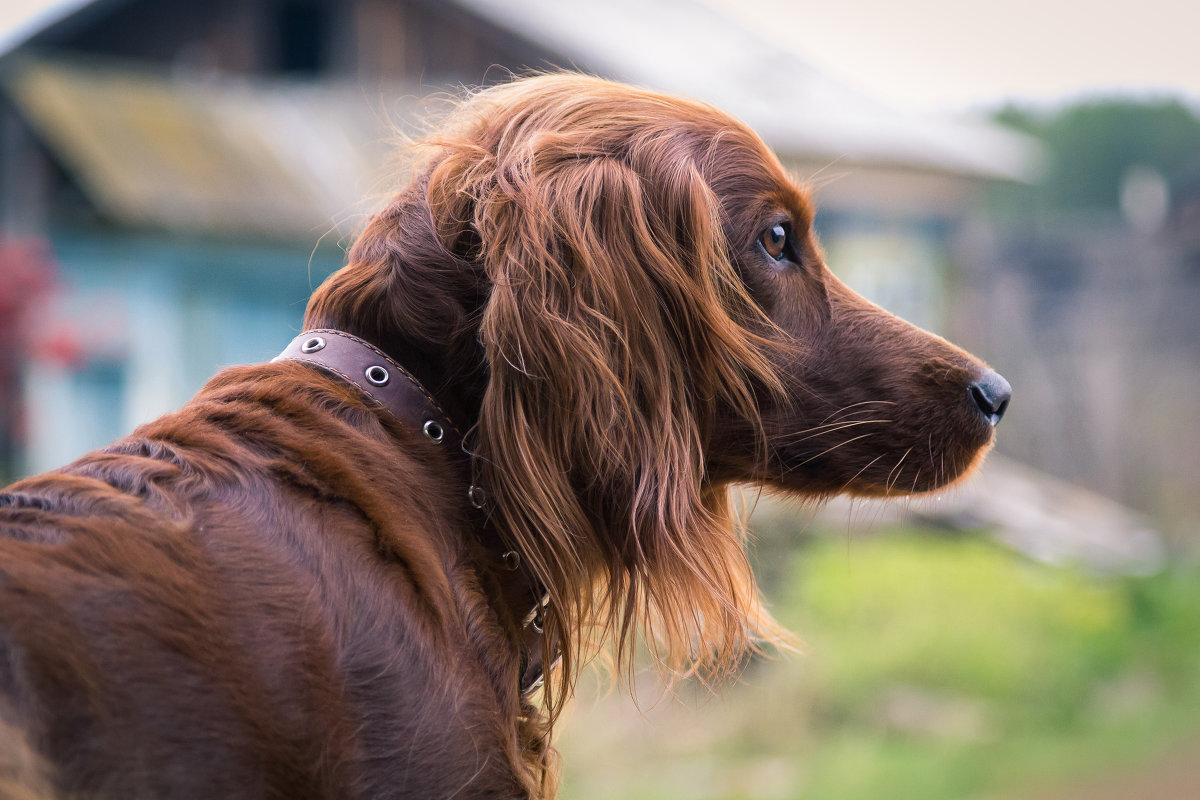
[0,74,1010,799]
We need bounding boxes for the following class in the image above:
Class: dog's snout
[969,370,1012,427]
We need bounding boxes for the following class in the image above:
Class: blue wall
[20,228,343,475]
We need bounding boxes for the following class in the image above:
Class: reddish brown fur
[0,75,1002,798]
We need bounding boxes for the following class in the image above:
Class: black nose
[969,370,1011,426]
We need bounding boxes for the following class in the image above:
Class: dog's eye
[759,223,789,261]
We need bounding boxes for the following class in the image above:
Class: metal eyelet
[501,550,521,571]
[468,485,487,509]
[300,336,325,353]
[364,365,389,386]
[422,420,444,442]
[523,597,549,634]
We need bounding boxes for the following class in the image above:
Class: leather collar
[274,329,554,694]
[275,329,473,486]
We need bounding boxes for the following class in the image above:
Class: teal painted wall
[20,228,343,475]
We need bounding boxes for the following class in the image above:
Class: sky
[707,0,1200,113]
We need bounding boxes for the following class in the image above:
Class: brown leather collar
[274,329,555,694]
[274,329,472,487]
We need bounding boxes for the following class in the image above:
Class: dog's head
[307,72,1008,712]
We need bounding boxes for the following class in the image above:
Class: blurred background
[0,0,1196,797]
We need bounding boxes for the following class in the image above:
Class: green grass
[557,524,1200,799]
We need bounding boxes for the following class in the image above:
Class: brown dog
[0,75,1009,799]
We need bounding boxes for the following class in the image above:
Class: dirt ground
[998,740,1200,800]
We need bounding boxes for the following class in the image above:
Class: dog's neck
[274,329,551,693]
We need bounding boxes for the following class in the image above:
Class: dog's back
[0,365,531,799]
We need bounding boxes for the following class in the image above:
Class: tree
[994,98,1200,212]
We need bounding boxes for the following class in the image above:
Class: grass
[556,518,1200,799]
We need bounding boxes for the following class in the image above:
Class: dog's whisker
[777,419,892,444]
[821,408,891,426]
[837,454,885,494]
[885,447,913,497]
[785,433,876,473]
[819,400,897,426]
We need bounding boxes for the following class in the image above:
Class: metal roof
[6,57,410,239]
[450,0,1040,181]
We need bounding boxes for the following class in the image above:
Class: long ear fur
[422,80,793,721]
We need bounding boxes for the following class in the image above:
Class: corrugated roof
[450,0,1040,181]
[6,57,408,239]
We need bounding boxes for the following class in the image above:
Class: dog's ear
[434,135,787,693]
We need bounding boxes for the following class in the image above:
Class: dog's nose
[969,370,1012,427]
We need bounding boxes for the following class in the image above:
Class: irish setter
[0,74,1010,799]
